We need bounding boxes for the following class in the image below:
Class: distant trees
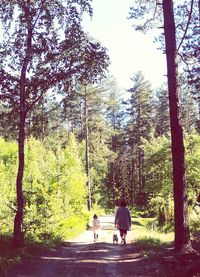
[126,72,152,195]
[154,87,170,136]
[104,72,153,205]
[178,0,200,131]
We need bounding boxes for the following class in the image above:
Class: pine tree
[126,71,153,196]
[154,87,170,136]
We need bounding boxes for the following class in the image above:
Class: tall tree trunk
[130,157,135,205]
[80,99,84,139]
[138,98,142,193]
[196,96,200,133]
[41,96,44,140]
[84,85,91,210]
[162,0,191,252]
[13,1,32,247]
[185,95,191,133]
[138,148,142,192]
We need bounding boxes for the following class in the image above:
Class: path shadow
[7,240,170,277]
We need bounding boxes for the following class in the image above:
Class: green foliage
[0,135,88,242]
[189,207,200,234]
[132,216,174,253]
[89,133,112,205]
[141,131,200,231]
[136,237,163,250]
[55,212,90,240]
[133,231,173,258]
[0,138,18,233]
[61,134,88,213]
[141,135,172,195]
[185,131,200,202]
[154,87,170,136]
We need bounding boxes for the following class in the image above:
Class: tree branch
[177,0,194,52]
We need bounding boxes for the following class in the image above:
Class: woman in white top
[92,214,100,242]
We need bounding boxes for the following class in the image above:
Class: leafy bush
[136,237,162,250]
[189,207,200,234]
[55,213,90,240]
[0,135,89,244]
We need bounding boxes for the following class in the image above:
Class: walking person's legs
[93,231,99,242]
[119,229,127,244]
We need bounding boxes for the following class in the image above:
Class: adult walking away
[114,199,131,244]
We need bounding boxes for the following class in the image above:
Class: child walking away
[92,214,100,242]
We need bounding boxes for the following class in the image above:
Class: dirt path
[7,215,198,277]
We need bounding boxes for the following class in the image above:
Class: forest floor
[7,215,200,277]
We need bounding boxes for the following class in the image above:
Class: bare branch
[32,1,45,30]
[0,93,13,100]
[177,0,194,52]
[177,52,190,71]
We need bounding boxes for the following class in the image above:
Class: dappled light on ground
[7,216,199,277]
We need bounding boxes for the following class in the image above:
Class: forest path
[7,215,178,277]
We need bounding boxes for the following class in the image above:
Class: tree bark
[84,85,91,210]
[13,1,32,247]
[138,148,142,192]
[130,157,135,205]
[162,0,191,252]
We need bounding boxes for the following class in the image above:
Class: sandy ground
[7,215,200,277]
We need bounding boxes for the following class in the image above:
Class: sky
[0,0,167,90]
[83,0,167,90]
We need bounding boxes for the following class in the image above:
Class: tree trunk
[196,96,200,133]
[41,96,44,140]
[13,107,25,247]
[84,85,91,210]
[130,157,135,204]
[162,0,191,252]
[138,148,142,192]
[13,1,32,247]
[80,99,84,140]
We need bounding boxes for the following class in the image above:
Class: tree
[78,82,111,209]
[0,0,109,247]
[179,75,198,133]
[125,71,153,197]
[129,0,192,251]
[154,86,170,136]
[178,0,200,132]
[141,135,173,225]
[162,0,191,252]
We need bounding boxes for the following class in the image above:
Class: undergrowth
[0,212,91,276]
[0,235,48,276]
[131,215,174,256]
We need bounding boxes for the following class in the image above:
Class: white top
[92,218,100,231]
